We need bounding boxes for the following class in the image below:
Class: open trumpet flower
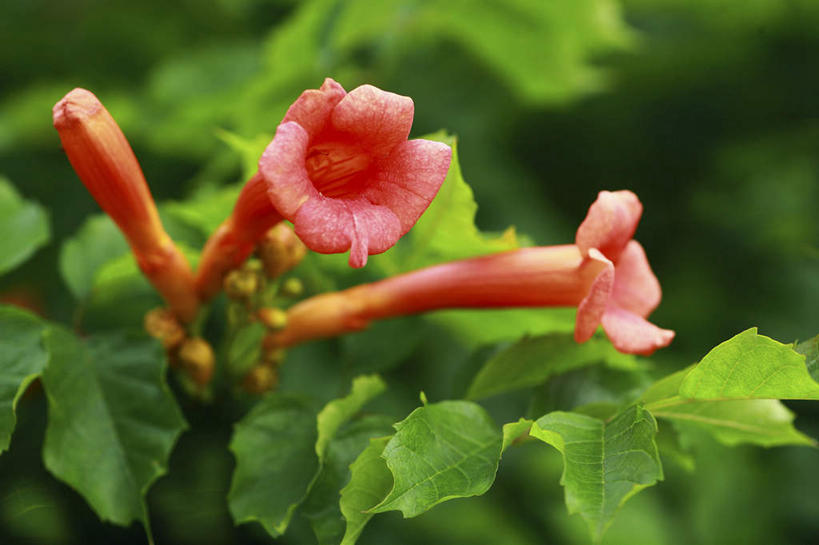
[259,78,452,268]
[53,88,199,322]
[270,190,674,355]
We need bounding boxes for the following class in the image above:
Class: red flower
[259,78,452,268]
[53,88,199,322]
[269,190,673,356]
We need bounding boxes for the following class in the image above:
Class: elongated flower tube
[194,173,283,298]
[259,78,452,268]
[53,88,199,322]
[270,190,674,355]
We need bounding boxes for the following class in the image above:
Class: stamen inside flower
[305,140,371,198]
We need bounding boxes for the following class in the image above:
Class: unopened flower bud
[257,307,288,330]
[242,365,278,394]
[144,308,185,350]
[262,347,286,366]
[224,269,259,300]
[258,224,308,279]
[178,337,215,386]
[279,277,304,298]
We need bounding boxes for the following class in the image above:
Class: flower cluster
[54,79,673,378]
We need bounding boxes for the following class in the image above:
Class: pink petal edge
[574,248,615,343]
[364,139,452,233]
[601,305,675,356]
[282,78,346,137]
[331,84,414,156]
[610,240,662,318]
[576,190,643,262]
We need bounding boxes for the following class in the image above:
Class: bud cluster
[144,308,214,387]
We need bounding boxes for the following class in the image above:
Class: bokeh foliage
[1,0,819,543]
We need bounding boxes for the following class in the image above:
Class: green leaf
[226,321,266,378]
[339,436,393,545]
[679,328,819,400]
[643,366,815,447]
[40,328,186,531]
[302,415,394,545]
[530,405,663,542]
[370,400,503,517]
[796,334,819,383]
[59,214,128,300]
[316,375,387,459]
[0,177,50,275]
[653,398,815,448]
[228,394,320,537]
[502,418,534,452]
[163,183,243,238]
[0,305,48,453]
[378,133,518,273]
[467,332,637,400]
[430,308,576,348]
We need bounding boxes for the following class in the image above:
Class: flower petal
[330,84,414,156]
[259,121,318,218]
[292,197,402,268]
[611,240,662,318]
[282,78,346,137]
[574,248,615,343]
[576,190,642,262]
[363,139,452,233]
[601,306,675,356]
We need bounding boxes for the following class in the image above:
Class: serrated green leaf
[0,305,48,453]
[796,334,819,383]
[370,400,503,517]
[228,394,320,537]
[316,375,386,460]
[339,436,393,545]
[502,418,534,452]
[302,415,394,545]
[654,399,815,447]
[59,214,128,300]
[0,177,50,275]
[40,327,186,532]
[530,405,663,542]
[467,332,637,400]
[679,328,819,400]
[643,363,815,447]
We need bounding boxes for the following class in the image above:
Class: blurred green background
[1,0,819,543]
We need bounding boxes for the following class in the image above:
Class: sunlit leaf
[502,418,534,452]
[530,405,663,542]
[0,177,50,275]
[370,400,503,517]
[679,328,819,400]
[467,332,636,400]
[40,327,186,531]
[0,305,48,453]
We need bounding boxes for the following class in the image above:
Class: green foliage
[339,436,393,545]
[530,405,663,542]
[315,375,386,459]
[680,328,819,400]
[0,177,49,275]
[228,394,320,536]
[59,215,128,300]
[467,332,637,400]
[40,327,186,532]
[0,305,47,453]
[370,400,503,517]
